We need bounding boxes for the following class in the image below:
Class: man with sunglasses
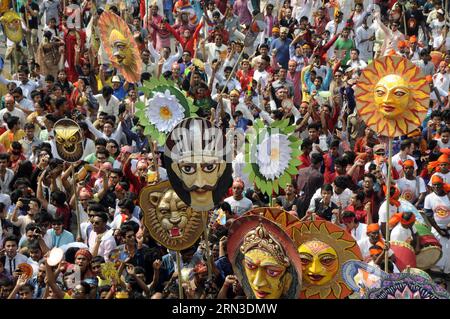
[88,212,116,262]
[397,159,427,207]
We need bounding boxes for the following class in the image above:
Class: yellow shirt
[0,129,25,150]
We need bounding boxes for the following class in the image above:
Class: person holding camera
[8,197,41,237]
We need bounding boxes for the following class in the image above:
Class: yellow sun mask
[0,11,23,43]
[355,56,429,138]
[298,240,339,286]
[98,11,142,83]
[243,249,289,299]
[374,74,411,119]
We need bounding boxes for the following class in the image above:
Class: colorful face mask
[164,118,232,212]
[291,220,363,299]
[139,181,203,251]
[355,56,429,137]
[98,11,142,83]
[53,119,84,163]
[298,240,339,286]
[227,215,303,299]
[243,248,289,299]
[0,11,23,43]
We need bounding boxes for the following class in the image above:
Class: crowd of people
[1,0,450,300]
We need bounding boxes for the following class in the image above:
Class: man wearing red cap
[396,159,427,207]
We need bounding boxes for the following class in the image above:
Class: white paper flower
[146,90,185,133]
[256,133,291,180]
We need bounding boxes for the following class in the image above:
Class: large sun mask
[298,240,339,286]
[355,56,429,137]
[98,11,142,83]
[0,11,23,43]
[139,181,203,251]
[54,119,84,163]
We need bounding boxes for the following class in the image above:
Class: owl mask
[54,119,84,163]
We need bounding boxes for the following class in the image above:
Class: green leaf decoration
[134,78,197,146]
[243,120,303,196]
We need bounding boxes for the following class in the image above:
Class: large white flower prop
[146,90,185,133]
[243,119,302,195]
[135,77,198,145]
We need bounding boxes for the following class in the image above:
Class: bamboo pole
[71,164,81,240]
[202,211,213,280]
[384,138,393,272]
[176,251,184,299]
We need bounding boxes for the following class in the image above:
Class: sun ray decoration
[243,119,302,196]
[135,77,198,145]
[244,207,303,237]
[291,220,363,299]
[355,56,429,138]
[98,11,142,83]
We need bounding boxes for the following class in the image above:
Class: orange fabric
[367,223,380,234]
[431,175,450,192]
[388,212,416,228]
[402,159,415,168]
[382,185,401,207]
[438,154,450,164]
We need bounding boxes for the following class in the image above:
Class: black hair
[6,116,19,130]
[3,235,19,246]
[334,157,348,167]
[118,198,134,213]
[363,173,377,183]
[321,184,334,193]
[334,175,348,189]
[311,153,324,165]
[50,190,67,206]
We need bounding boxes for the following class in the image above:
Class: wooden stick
[151,140,159,182]
[176,251,184,299]
[202,211,213,280]
[384,138,393,272]
[71,164,81,240]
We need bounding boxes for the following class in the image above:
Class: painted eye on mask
[180,164,196,175]
[266,267,283,277]
[202,163,217,173]
[245,261,257,270]
[320,255,336,267]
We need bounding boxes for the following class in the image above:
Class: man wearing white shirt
[341,211,368,242]
[148,42,183,75]
[94,86,121,121]
[0,68,40,100]
[3,235,28,276]
[308,176,353,211]
[391,140,417,177]
[436,128,450,149]
[204,33,228,63]
[433,61,450,93]
[12,87,34,115]
[325,11,345,58]
[378,187,400,237]
[109,199,141,230]
[396,159,427,207]
[355,19,376,62]
[346,49,368,72]
[87,212,116,262]
[0,94,27,127]
[390,212,419,246]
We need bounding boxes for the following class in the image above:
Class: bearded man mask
[164,118,233,211]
